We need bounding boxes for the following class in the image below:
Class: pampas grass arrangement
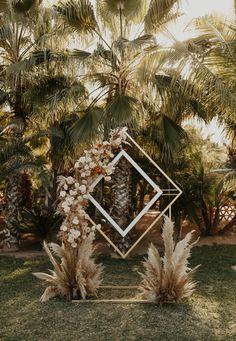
[33,129,129,302]
[33,233,103,302]
[139,216,200,304]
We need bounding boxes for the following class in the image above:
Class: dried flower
[72,217,79,225]
[78,156,86,163]
[79,185,86,194]
[66,176,75,185]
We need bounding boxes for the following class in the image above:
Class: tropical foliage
[169,127,236,236]
[0,0,235,254]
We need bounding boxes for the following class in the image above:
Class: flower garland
[57,127,128,248]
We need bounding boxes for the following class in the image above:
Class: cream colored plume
[33,234,103,302]
[139,216,200,304]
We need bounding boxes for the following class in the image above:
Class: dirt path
[1,211,235,259]
[1,234,236,259]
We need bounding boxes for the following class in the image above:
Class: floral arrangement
[57,127,127,248]
[34,128,128,301]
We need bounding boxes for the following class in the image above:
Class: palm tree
[188,14,236,234]
[50,0,186,251]
[51,0,234,252]
[192,15,236,133]
[0,0,68,246]
[0,129,49,245]
[167,126,236,237]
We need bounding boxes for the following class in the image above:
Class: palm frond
[153,74,209,122]
[222,170,236,186]
[112,35,156,56]
[72,49,92,61]
[54,0,97,36]
[97,0,148,27]
[5,50,67,77]
[149,114,186,161]
[70,107,103,143]
[145,0,181,33]
[104,93,141,130]
[48,82,87,109]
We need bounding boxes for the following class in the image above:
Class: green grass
[0,245,236,341]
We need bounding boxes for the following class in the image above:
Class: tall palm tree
[191,14,236,189]
[192,15,236,130]
[0,0,67,246]
[51,0,233,251]
[50,0,187,251]
[0,129,49,245]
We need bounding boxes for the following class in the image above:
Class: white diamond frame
[88,132,182,258]
[88,150,163,237]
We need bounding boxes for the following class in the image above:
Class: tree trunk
[19,173,32,209]
[137,182,147,212]
[4,129,26,248]
[110,155,135,254]
[45,168,58,215]
[201,199,213,236]
[4,77,28,248]
[5,172,21,247]
[212,205,220,234]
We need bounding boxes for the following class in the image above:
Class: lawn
[0,245,236,341]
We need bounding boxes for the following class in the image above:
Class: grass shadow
[0,245,235,340]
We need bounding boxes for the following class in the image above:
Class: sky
[45,0,234,144]
[167,0,233,42]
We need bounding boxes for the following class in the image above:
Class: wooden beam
[99,285,139,289]
[72,299,151,304]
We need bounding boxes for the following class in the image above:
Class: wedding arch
[57,127,182,258]
[34,128,183,302]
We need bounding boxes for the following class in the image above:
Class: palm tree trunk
[201,199,213,236]
[45,168,58,215]
[110,155,135,254]
[212,205,220,234]
[5,172,20,247]
[4,127,26,248]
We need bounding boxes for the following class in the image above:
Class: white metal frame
[88,150,163,237]
[87,132,182,258]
